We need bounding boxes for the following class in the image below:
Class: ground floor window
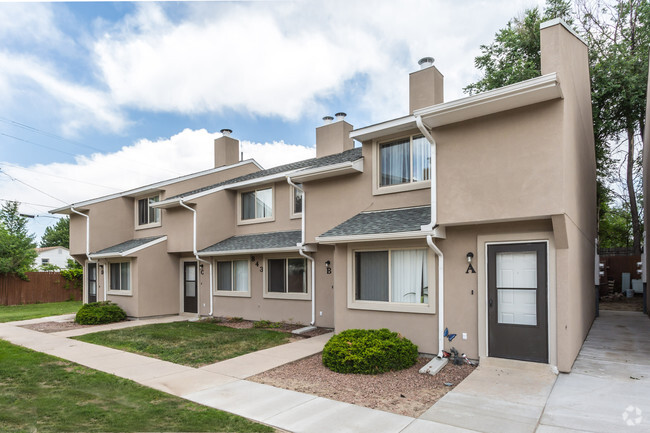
[355,249,427,304]
[109,262,131,292]
[268,258,306,293]
[216,260,249,292]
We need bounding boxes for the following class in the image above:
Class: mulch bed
[249,354,476,417]
[208,317,333,338]
[599,293,644,311]
[21,321,93,333]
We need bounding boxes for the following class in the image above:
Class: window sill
[136,222,161,230]
[237,216,275,226]
[214,290,251,298]
[263,291,311,301]
[107,291,133,297]
[372,180,430,196]
[347,299,434,314]
[289,213,302,220]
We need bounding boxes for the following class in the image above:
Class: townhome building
[53,19,597,373]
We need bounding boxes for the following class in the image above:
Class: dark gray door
[183,262,198,313]
[488,242,548,363]
[87,263,97,303]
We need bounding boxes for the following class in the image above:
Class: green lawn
[0,340,272,433]
[74,321,291,367]
[0,300,82,323]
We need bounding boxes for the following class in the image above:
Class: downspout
[426,235,444,358]
[416,116,444,357]
[416,115,437,230]
[179,199,213,317]
[70,207,101,301]
[286,176,316,326]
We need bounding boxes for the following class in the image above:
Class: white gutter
[416,116,437,231]
[286,176,316,326]
[426,235,445,357]
[179,199,213,317]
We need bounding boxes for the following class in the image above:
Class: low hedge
[322,328,418,374]
[75,301,127,325]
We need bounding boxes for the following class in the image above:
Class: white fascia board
[90,236,167,259]
[198,246,300,257]
[290,159,364,183]
[315,230,444,244]
[155,170,304,209]
[349,115,416,142]
[416,73,562,129]
[49,160,262,215]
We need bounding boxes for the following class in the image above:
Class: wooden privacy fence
[0,272,82,306]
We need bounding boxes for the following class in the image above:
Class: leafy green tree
[578,0,650,253]
[598,203,633,248]
[0,201,38,280]
[40,216,70,248]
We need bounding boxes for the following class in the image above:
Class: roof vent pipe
[220,128,232,137]
[322,115,334,125]
[334,112,346,121]
[418,57,434,70]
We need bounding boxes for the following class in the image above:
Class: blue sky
[0,0,545,241]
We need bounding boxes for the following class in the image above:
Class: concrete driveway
[539,310,650,432]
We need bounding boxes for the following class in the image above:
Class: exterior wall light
[99,264,104,275]
[199,263,204,275]
[325,260,332,275]
[466,252,476,274]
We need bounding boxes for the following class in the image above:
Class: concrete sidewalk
[539,310,650,432]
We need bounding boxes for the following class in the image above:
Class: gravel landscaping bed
[249,353,476,417]
[21,321,92,333]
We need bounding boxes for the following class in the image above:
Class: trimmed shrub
[75,301,127,325]
[322,328,418,374]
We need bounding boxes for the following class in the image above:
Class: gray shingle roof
[319,206,430,238]
[200,231,302,253]
[171,147,362,200]
[92,236,165,255]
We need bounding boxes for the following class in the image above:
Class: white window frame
[214,257,251,297]
[107,260,132,296]
[290,184,303,219]
[237,186,275,225]
[348,245,434,314]
[263,255,311,300]
[135,194,162,229]
[372,133,431,196]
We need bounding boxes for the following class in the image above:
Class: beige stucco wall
[136,241,179,317]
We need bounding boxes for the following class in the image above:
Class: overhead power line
[0,169,68,205]
[0,162,120,192]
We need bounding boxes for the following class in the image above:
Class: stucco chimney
[316,114,354,158]
[214,129,239,168]
[409,57,444,113]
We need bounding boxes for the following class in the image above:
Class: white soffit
[350,73,562,141]
[416,73,563,129]
[290,159,364,183]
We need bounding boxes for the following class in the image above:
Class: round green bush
[75,301,127,325]
[322,328,418,374]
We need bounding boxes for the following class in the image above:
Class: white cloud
[0,128,314,240]
[0,52,128,136]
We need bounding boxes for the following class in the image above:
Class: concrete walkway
[539,310,650,432]
[2,310,649,432]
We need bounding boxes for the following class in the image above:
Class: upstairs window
[379,135,430,187]
[241,187,273,221]
[137,195,161,227]
[291,184,303,217]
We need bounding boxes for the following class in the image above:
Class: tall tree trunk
[627,126,641,254]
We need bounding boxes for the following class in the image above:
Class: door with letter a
[487,242,548,363]
[183,261,198,314]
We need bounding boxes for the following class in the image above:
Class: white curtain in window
[256,188,273,218]
[380,139,410,186]
[412,135,430,182]
[233,260,248,292]
[391,250,426,303]
[120,263,130,291]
